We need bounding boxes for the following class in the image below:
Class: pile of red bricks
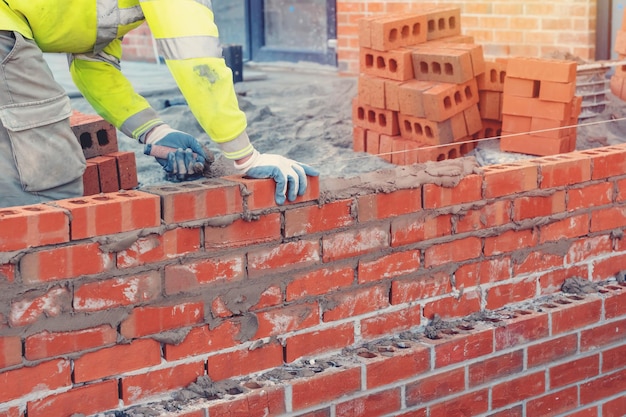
[353,7,583,164]
[500,57,581,156]
[69,111,138,196]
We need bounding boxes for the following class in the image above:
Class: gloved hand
[143,124,207,182]
[235,150,320,205]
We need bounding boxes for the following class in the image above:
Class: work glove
[143,124,208,182]
[235,150,320,205]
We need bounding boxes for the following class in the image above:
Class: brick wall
[1,120,626,415]
[337,0,597,74]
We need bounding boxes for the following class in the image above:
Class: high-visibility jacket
[0,0,252,160]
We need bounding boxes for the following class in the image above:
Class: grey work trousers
[0,31,85,209]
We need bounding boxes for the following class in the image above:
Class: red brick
[503,77,540,97]
[412,47,474,84]
[364,341,430,388]
[398,114,458,144]
[487,278,537,310]
[539,80,577,103]
[70,112,118,158]
[0,359,71,403]
[0,263,15,283]
[353,125,366,152]
[429,389,489,417]
[469,350,523,387]
[360,47,414,81]
[540,213,589,243]
[551,354,600,389]
[507,56,577,83]
[322,284,389,322]
[406,368,465,406]
[9,287,71,327]
[0,336,21,369]
[526,387,578,417]
[455,200,511,233]
[425,236,482,267]
[285,323,354,363]
[537,152,592,187]
[391,271,451,304]
[120,301,204,339]
[581,318,626,352]
[74,271,161,312]
[109,151,138,190]
[25,325,117,361]
[423,174,482,208]
[487,406,524,417]
[426,79,480,122]
[397,79,430,117]
[121,361,204,404]
[569,183,613,212]
[358,189,422,222]
[580,369,626,405]
[421,6,462,40]
[248,239,320,276]
[365,129,380,154]
[605,285,626,319]
[577,146,626,180]
[482,161,538,198]
[591,206,626,232]
[0,407,22,417]
[514,250,563,276]
[550,295,602,334]
[527,334,578,368]
[291,366,361,411]
[391,213,452,246]
[484,228,537,256]
[495,310,549,350]
[539,265,589,296]
[164,254,245,294]
[163,322,240,361]
[502,95,573,120]
[54,190,160,240]
[117,227,201,268]
[501,114,531,133]
[358,250,420,283]
[456,257,511,289]
[286,266,354,301]
[384,79,402,111]
[352,98,400,136]
[477,60,507,92]
[603,395,626,417]
[322,226,389,262]
[479,90,502,120]
[492,372,545,409]
[27,380,119,417]
[144,178,243,223]
[256,302,319,339]
[366,13,428,51]
[207,342,283,381]
[530,117,575,139]
[336,388,402,417]
[500,132,574,156]
[89,155,119,193]
[602,344,626,373]
[565,235,612,265]
[361,305,422,339]
[0,204,69,252]
[592,253,626,281]
[378,133,394,162]
[423,289,482,320]
[206,385,286,417]
[82,161,100,196]
[74,338,161,383]
[512,191,566,221]
[358,74,385,108]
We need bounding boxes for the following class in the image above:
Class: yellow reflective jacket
[0,0,250,159]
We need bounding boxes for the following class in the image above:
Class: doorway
[213,0,337,66]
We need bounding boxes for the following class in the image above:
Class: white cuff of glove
[145,124,178,145]
[233,149,261,173]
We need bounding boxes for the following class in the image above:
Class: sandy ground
[67,62,626,189]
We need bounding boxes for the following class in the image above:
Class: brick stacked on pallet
[70,111,139,196]
[353,6,485,165]
[475,59,507,141]
[500,57,582,156]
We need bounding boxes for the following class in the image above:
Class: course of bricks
[1,111,626,414]
[70,111,139,196]
[353,8,583,164]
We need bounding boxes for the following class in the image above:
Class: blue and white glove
[235,150,320,205]
[143,124,208,182]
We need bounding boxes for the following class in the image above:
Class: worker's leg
[0,31,85,209]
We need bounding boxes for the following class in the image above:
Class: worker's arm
[139,0,318,203]
[69,39,207,181]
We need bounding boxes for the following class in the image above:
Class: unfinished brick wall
[1,129,626,415]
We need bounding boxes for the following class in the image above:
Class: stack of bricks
[475,59,507,141]
[500,57,582,156]
[352,6,485,165]
[70,111,139,196]
[611,9,626,101]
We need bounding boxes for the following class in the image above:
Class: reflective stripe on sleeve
[95,0,144,53]
[120,108,163,141]
[155,36,222,60]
